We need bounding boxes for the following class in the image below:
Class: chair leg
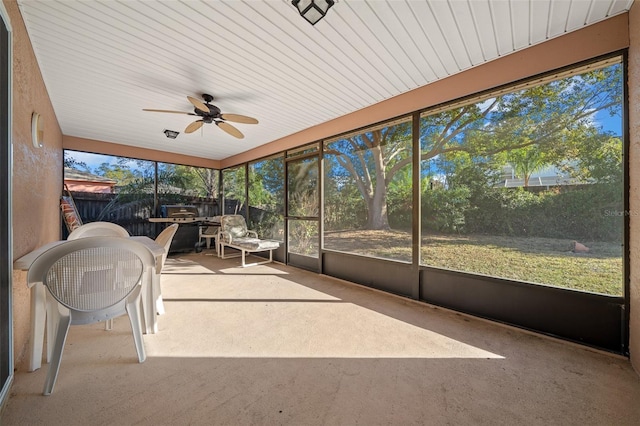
[45,291,60,363]
[43,312,71,395]
[156,296,165,316]
[140,269,156,334]
[126,295,147,363]
[28,284,47,372]
[154,273,165,316]
[240,250,274,267]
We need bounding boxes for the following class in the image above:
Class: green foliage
[462,184,622,241]
[323,153,367,231]
[421,185,471,232]
[325,119,412,229]
[386,165,412,230]
[248,156,285,240]
[288,220,318,257]
[64,151,220,219]
[63,152,89,171]
[223,166,246,213]
[537,184,622,241]
[248,208,283,240]
[506,145,549,186]
[288,159,318,217]
[324,182,366,231]
[564,134,623,183]
[463,187,543,236]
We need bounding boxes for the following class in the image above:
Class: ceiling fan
[143,94,258,139]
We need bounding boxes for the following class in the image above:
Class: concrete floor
[2,252,640,425]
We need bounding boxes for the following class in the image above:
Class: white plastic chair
[67,221,130,240]
[198,225,218,251]
[27,236,154,395]
[67,221,130,331]
[151,224,179,315]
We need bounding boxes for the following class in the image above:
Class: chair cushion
[222,215,248,238]
[229,237,280,251]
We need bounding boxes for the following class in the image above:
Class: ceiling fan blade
[220,113,259,124]
[217,121,244,139]
[185,120,204,134]
[143,109,194,115]
[187,96,210,113]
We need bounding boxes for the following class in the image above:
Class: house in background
[63,167,116,194]
[499,164,587,189]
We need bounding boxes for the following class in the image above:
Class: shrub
[422,186,471,232]
[462,184,622,241]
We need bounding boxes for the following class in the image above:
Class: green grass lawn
[324,230,623,296]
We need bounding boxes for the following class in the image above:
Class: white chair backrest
[67,221,130,240]
[155,224,179,269]
[221,215,248,238]
[27,237,154,312]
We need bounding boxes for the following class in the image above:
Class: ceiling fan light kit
[144,94,258,139]
[292,0,335,25]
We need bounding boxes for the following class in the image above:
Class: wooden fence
[63,191,219,238]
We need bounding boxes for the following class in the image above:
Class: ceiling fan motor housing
[195,102,221,118]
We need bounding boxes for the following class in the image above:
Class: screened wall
[248,154,284,242]
[224,54,627,353]
[418,58,624,297]
[323,116,413,263]
[63,150,219,238]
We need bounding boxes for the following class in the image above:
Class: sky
[65,151,143,173]
[595,109,623,136]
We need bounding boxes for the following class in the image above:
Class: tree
[325,63,622,230]
[326,122,412,229]
[248,157,285,239]
[63,152,89,171]
[96,162,140,185]
[222,166,246,214]
[506,146,549,187]
[174,165,218,198]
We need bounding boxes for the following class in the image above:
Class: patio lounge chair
[218,215,280,267]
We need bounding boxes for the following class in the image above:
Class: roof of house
[64,167,117,185]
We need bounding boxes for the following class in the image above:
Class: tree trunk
[366,190,389,230]
[366,144,390,230]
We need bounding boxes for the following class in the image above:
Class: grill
[161,205,199,220]
[159,205,200,253]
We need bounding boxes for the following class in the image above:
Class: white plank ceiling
[17,0,634,161]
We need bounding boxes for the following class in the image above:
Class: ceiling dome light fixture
[292,0,335,25]
[163,129,179,139]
